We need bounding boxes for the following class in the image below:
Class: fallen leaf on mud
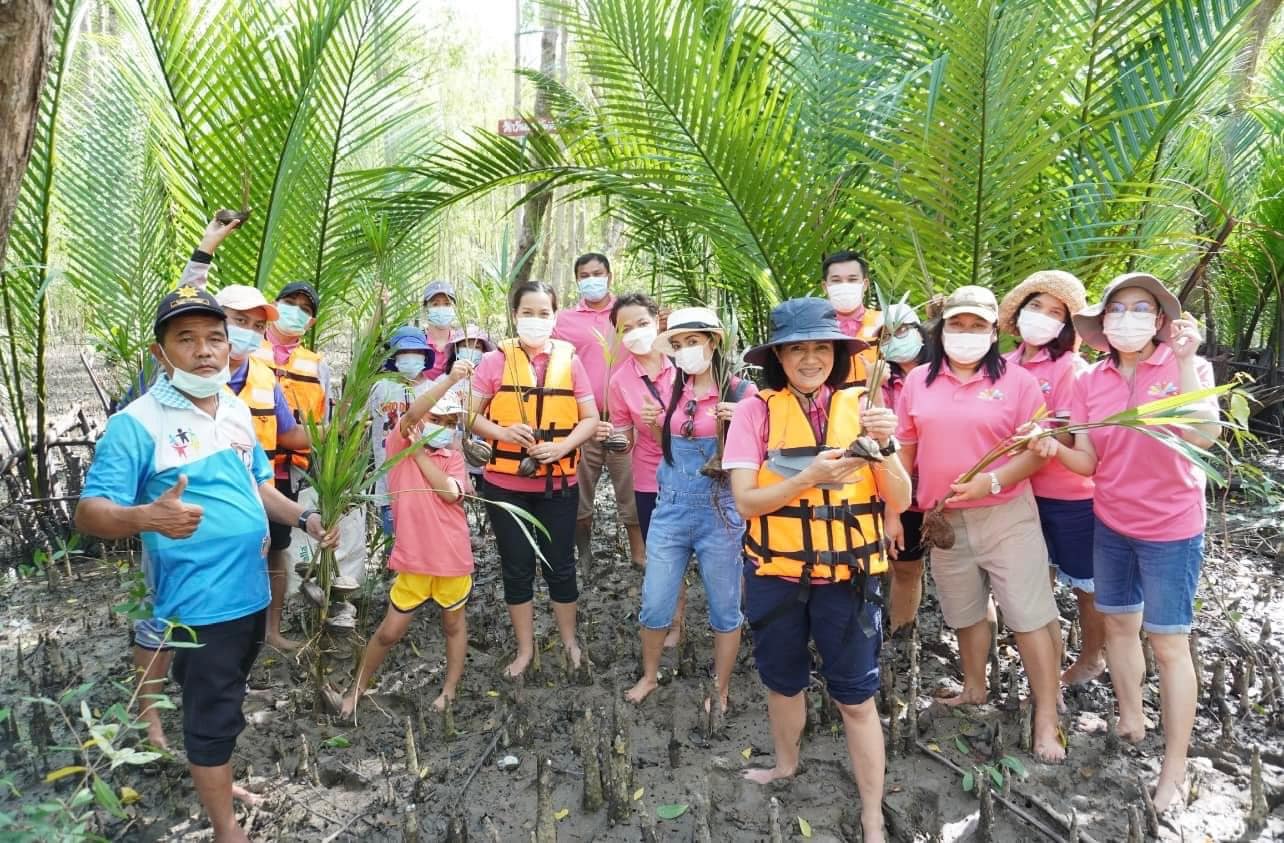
[1077,766,1096,779]
[45,765,88,783]
[656,803,688,820]
[798,816,813,838]
[1057,727,1068,749]
[120,786,140,805]
[740,747,752,759]
[486,691,499,697]
[926,742,941,753]
[322,735,351,749]
[632,788,644,801]
[554,808,569,820]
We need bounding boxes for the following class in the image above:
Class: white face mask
[673,344,712,375]
[942,331,993,365]
[1103,312,1157,353]
[826,282,865,314]
[622,324,658,355]
[161,348,230,399]
[515,316,554,346]
[1017,309,1065,347]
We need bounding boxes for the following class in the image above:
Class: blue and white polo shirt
[83,374,272,627]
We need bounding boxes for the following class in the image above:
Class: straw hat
[1073,272,1179,352]
[652,306,725,354]
[997,270,1087,337]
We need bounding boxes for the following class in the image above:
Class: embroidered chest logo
[1148,381,1179,397]
[977,387,1006,402]
[168,427,201,459]
[1038,379,1052,394]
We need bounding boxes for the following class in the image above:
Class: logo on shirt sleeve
[1148,381,1179,397]
[977,387,1007,402]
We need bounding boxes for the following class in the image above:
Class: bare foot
[663,626,681,649]
[1152,774,1184,813]
[625,675,659,704]
[266,632,301,652]
[564,641,583,670]
[432,691,455,712]
[231,784,261,806]
[938,686,987,706]
[1116,713,1151,744]
[143,716,170,751]
[743,766,796,785]
[703,692,730,716]
[338,689,358,720]
[862,815,886,843]
[1032,720,1066,763]
[505,652,533,679]
[1061,657,1106,686]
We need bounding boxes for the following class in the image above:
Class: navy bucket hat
[743,297,867,366]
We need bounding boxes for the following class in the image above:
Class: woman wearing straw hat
[1036,273,1218,811]
[893,285,1064,763]
[624,306,756,709]
[725,298,911,840]
[998,271,1105,686]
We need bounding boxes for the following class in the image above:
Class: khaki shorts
[575,437,639,525]
[928,488,1056,633]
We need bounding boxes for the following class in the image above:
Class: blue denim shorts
[1092,516,1203,634]
[1036,496,1095,591]
[638,490,745,633]
[744,564,882,705]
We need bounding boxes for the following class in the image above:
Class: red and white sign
[497,117,558,138]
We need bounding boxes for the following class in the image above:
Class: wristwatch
[987,473,1002,496]
[297,508,319,530]
[878,438,899,457]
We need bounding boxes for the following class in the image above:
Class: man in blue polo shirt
[77,285,335,843]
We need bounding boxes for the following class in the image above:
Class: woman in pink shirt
[998,271,1105,686]
[895,285,1063,763]
[1038,273,1219,811]
[878,302,930,633]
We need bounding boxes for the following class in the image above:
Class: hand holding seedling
[199,215,242,254]
[529,440,570,464]
[799,449,862,486]
[883,509,905,560]
[714,401,737,422]
[1170,312,1202,359]
[147,475,203,539]
[946,472,993,504]
[640,399,661,428]
[593,421,613,442]
[448,359,475,383]
[303,512,340,549]
[858,407,896,444]
[503,423,538,448]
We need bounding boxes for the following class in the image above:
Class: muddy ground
[2,348,1284,841]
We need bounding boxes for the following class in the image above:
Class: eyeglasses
[1104,301,1156,316]
[890,323,916,339]
[680,399,697,438]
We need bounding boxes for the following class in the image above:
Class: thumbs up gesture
[147,475,204,539]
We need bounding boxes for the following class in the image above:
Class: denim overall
[638,435,745,633]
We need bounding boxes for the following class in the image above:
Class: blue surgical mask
[422,422,455,449]
[395,354,426,379]
[578,276,609,303]
[455,347,484,367]
[426,306,455,327]
[160,349,230,399]
[227,324,263,357]
[275,303,311,336]
[881,332,923,364]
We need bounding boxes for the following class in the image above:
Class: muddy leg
[1150,631,1196,811]
[551,599,582,668]
[626,628,667,703]
[505,601,536,677]
[1062,588,1107,684]
[889,559,924,633]
[133,645,173,749]
[1103,611,1148,742]
[664,580,687,649]
[191,761,247,842]
[266,548,300,651]
[435,607,466,710]
[744,690,804,784]
[711,629,739,711]
[837,698,885,841]
[1012,627,1065,763]
[344,607,413,718]
[942,621,989,705]
[626,523,646,568]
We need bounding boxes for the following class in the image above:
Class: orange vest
[838,309,882,390]
[744,387,886,580]
[487,339,580,490]
[252,343,326,471]
[234,357,279,456]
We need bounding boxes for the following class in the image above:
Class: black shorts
[268,477,296,551]
[894,509,926,563]
[171,610,266,766]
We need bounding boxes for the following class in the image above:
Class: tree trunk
[0,0,53,270]
[511,1,557,288]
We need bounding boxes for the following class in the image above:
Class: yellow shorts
[388,572,472,613]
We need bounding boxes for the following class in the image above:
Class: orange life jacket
[837,308,882,390]
[744,387,887,581]
[234,357,279,457]
[487,338,580,492]
[252,342,326,472]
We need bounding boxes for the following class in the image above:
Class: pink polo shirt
[471,344,596,493]
[836,308,883,342]
[607,355,676,494]
[423,327,460,382]
[724,386,833,471]
[385,430,474,576]
[553,296,618,409]
[1005,345,1094,502]
[1071,344,1216,542]
[895,362,1046,510]
[663,375,756,442]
